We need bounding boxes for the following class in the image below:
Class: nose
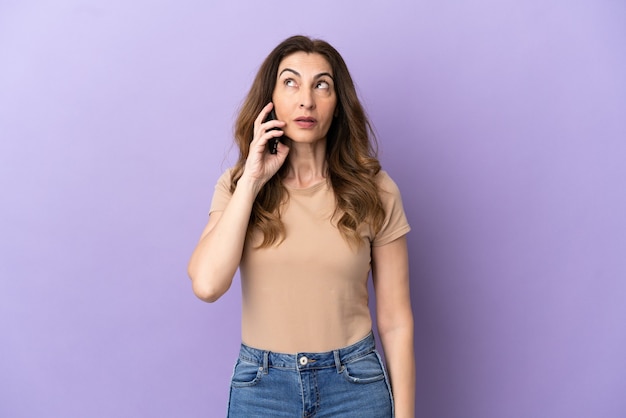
[299,89,315,110]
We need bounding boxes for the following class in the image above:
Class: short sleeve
[209,168,234,215]
[372,171,411,247]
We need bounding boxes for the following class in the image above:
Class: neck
[283,139,327,189]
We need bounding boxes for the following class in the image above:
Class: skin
[272,51,337,188]
[188,51,415,417]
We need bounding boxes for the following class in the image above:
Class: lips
[294,116,317,128]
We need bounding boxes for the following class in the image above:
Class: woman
[188,35,414,417]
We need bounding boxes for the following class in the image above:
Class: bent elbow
[195,290,222,303]
[187,259,234,303]
[191,279,225,303]
[188,266,230,303]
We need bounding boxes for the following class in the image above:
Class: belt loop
[263,351,269,375]
[333,350,342,373]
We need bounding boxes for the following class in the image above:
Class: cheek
[271,99,288,119]
[321,102,337,124]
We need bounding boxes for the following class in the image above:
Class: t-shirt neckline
[284,179,329,194]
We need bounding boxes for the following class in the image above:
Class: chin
[286,133,325,145]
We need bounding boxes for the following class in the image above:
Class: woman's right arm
[187,103,288,302]
[187,177,259,302]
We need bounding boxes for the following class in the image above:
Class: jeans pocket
[341,351,386,384]
[230,359,263,388]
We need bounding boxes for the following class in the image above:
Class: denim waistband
[237,332,376,373]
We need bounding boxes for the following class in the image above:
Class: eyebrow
[279,68,334,80]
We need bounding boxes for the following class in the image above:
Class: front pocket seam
[341,353,386,384]
[231,363,264,388]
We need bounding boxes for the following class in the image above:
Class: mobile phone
[264,109,281,154]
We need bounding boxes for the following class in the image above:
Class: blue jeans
[227,332,394,417]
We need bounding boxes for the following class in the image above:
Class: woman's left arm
[372,235,415,418]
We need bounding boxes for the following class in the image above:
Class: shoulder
[375,170,402,196]
[215,167,235,191]
[209,168,237,213]
[217,167,235,183]
[371,169,411,245]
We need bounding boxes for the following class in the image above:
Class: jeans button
[299,356,308,366]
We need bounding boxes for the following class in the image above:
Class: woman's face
[272,52,337,146]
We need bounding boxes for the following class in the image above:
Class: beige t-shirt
[210,169,410,353]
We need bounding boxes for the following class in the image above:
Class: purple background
[1,1,625,417]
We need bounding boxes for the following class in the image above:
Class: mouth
[294,116,317,128]
[295,116,317,123]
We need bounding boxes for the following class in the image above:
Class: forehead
[278,52,333,75]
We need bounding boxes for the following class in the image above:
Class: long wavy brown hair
[231,35,385,248]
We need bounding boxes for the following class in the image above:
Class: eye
[316,80,330,90]
[284,78,297,87]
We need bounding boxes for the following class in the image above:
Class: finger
[274,141,290,160]
[255,122,285,143]
[261,114,286,138]
[254,102,274,128]
[261,131,285,154]
[249,128,284,157]
[252,103,276,145]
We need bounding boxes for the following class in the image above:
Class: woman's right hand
[240,102,289,192]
